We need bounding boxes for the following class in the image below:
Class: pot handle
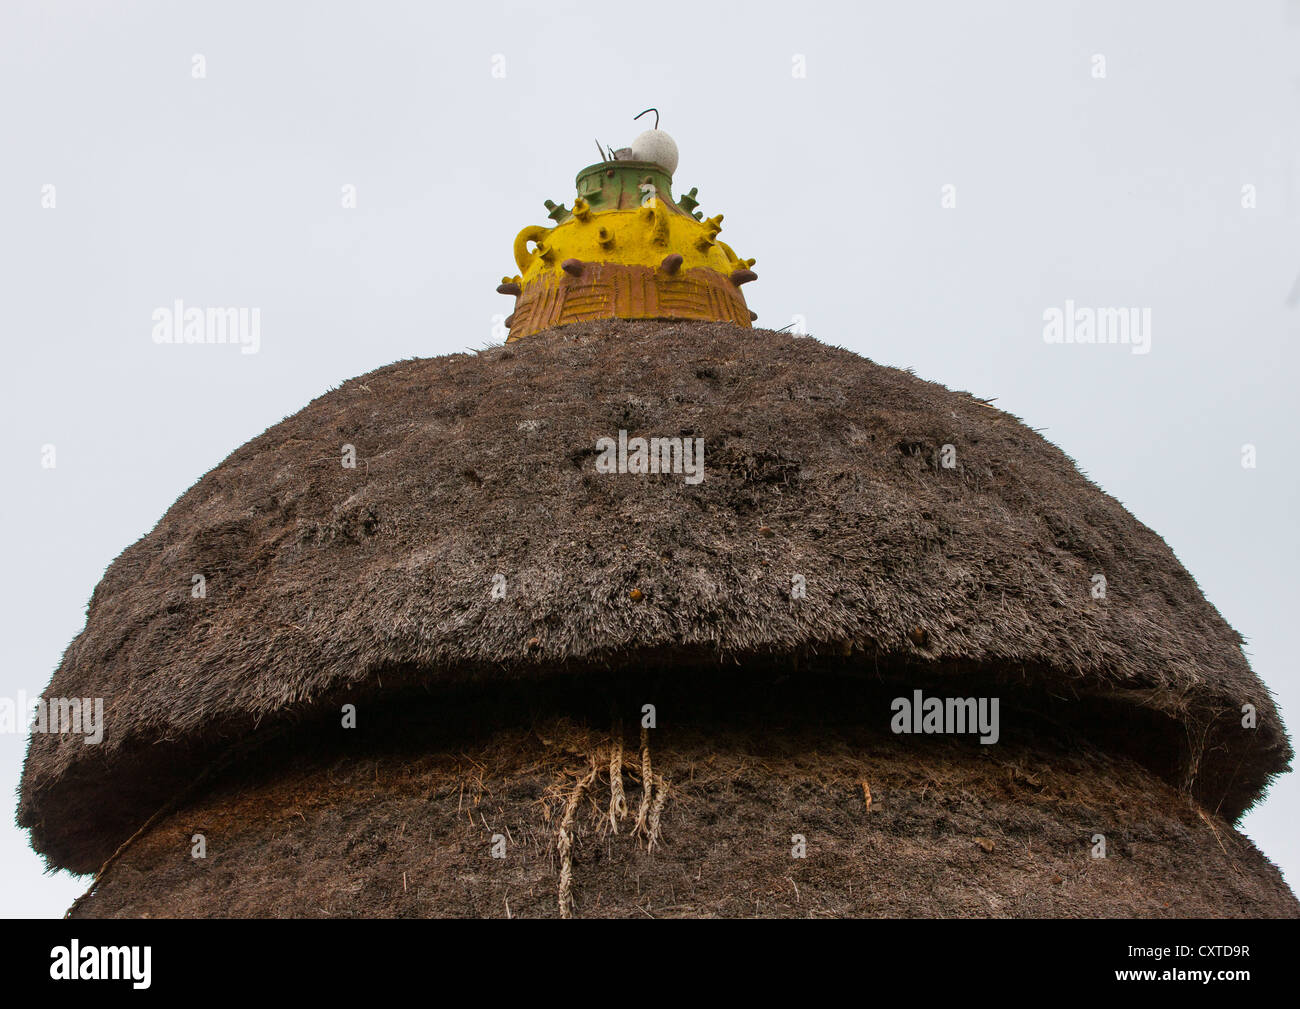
[514,225,551,274]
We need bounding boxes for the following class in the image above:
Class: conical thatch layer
[64,687,1299,918]
[20,320,1291,875]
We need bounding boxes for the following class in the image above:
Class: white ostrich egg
[629,129,679,175]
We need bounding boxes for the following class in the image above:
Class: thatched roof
[20,320,1291,874]
[64,700,1300,918]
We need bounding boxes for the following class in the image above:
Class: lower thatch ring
[66,715,1297,919]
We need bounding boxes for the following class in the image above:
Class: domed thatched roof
[20,320,1292,879]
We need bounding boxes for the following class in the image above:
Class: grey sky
[2,0,1297,916]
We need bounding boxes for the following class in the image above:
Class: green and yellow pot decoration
[497,116,758,342]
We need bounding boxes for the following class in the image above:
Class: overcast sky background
[2,0,1297,917]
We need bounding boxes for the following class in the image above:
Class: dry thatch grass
[66,701,1298,918]
[21,320,1291,876]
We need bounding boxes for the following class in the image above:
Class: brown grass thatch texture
[20,320,1291,875]
[65,710,1298,918]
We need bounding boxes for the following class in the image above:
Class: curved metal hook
[633,108,659,129]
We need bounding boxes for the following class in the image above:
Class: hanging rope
[608,722,627,833]
[557,755,598,919]
[634,723,654,838]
